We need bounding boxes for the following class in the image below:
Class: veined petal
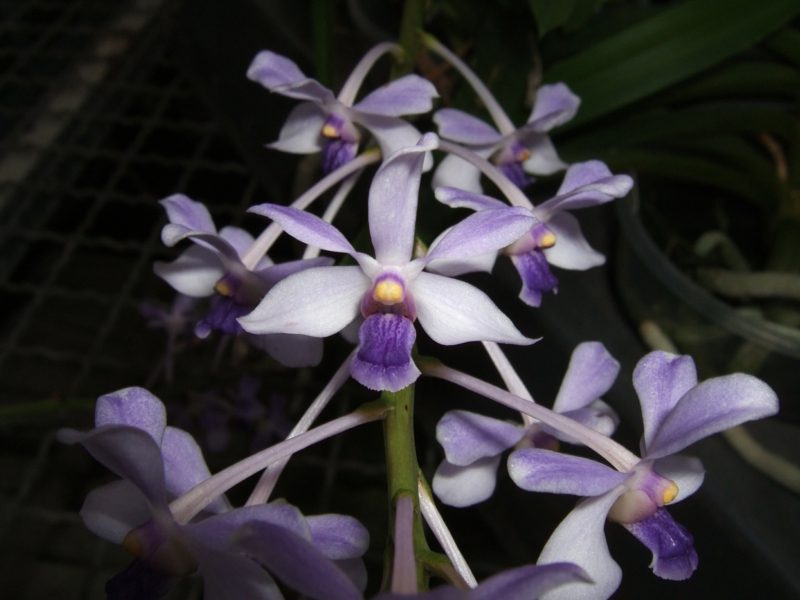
[508,449,629,496]
[622,508,698,581]
[424,208,534,263]
[510,251,558,307]
[353,74,438,116]
[366,133,437,265]
[306,514,370,560]
[433,108,502,145]
[542,212,605,270]
[436,410,523,466]
[95,387,166,443]
[432,456,501,507]
[652,455,705,503]
[160,194,216,236]
[239,266,369,337]
[553,342,620,413]
[247,50,334,104]
[351,314,420,392]
[413,272,534,346]
[632,352,698,453]
[432,153,485,194]
[526,83,580,132]
[521,134,566,176]
[267,102,326,153]
[247,204,356,255]
[154,246,222,298]
[434,186,507,211]
[537,489,626,600]
[471,563,591,600]
[646,373,778,459]
[80,480,150,544]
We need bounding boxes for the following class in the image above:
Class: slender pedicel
[241,149,381,269]
[482,341,536,426]
[421,360,639,471]
[418,475,477,588]
[391,493,418,594]
[303,172,362,259]
[170,403,388,524]
[337,42,400,106]
[422,33,516,135]
[246,351,357,505]
[437,140,533,210]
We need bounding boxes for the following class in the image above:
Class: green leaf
[544,0,800,127]
[528,0,576,38]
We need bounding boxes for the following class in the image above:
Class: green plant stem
[393,0,426,78]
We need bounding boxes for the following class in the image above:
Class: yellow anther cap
[214,279,234,297]
[662,481,679,504]
[538,231,557,249]
[321,123,339,138]
[373,280,404,304]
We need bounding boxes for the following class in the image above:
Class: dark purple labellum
[351,314,421,392]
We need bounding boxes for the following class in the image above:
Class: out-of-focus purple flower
[139,294,198,338]
[433,342,620,507]
[239,134,535,392]
[153,194,331,367]
[433,160,633,306]
[58,387,368,600]
[247,44,438,173]
[506,351,778,599]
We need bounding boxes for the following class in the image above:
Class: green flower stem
[393,0,426,78]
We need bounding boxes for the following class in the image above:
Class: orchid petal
[647,373,778,459]
[555,161,633,201]
[189,541,284,600]
[218,226,255,259]
[187,503,311,544]
[526,83,580,132]
[153,246,223,297]
[255,257,334,289]
[436,410,524,466]
[432,153,485,194]
[622,508,698,581]
[632,351,698,453]
[247,204,356,255]
[541,212,605,270]
[508,449,629,496]
[267,102,326,153]
[306,514,370,560]
[335,558,368,592]
[425,250,498,278]
[471,563,591,600]
[553,342,620,413]
[434,108,502,145]
[554,400,619,441]
[355,111,433,170]
[353,74,438,116]
[80,480,150,544]
[367,132,437,265]
[434,186,507,211]
[248,333,324,368]
[95,387,167,443]
[160,194,216,236]
[247,50,335,104]
[537,489,625,600]
[239,266,369,337]
[432,456,502,507]
[653,455,705,503]
[424,208,534,263]
[510,251,558,307]
[413,272,534,346]
[521,135,566,176]
[351,314,420,392]
[161,229,243,263]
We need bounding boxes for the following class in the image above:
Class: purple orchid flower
[433,160,633,307]
[506,351,778,599]
[247,43,438,173]
[425,36,578,192]
[153,194,332,367]
[433,342,620,507]
[238,133,536,392]
[58,387,368,600]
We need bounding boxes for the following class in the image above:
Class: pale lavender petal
[254,257,333,289]
[247,50,335,104]
[555,400,619,441]
[249,333,324,368]
[433,108,502,145]
[541,212,605,270]
[425,250,498,277]
[351,314,420,392]
[424,208,534,263]
[353,74,438,116]
[632,351,698,453]
[432,456,502,507]
[218,226,255,259]
[525,83,580,132]
[80,480,150,544]
[355,111,434,170]
[247,204,356,255]
[432,153,484,194]
[306,514,370,560]
[153,246,223,297]
[646,373,779,459]
[434,186,507,211]
[233,520,362,600]
[510,251,558,307]
[537,489,626,600]
[436,410,523,466]
[162,229,243,263]
[267,102,326,153]
[653,455,705,502]
[335,558,368,592]
[622,508,698,580]
[553,342,620,413]
[413,272,533,345]
[508,449,629,496]
[239,266,369,336]
[471,563,591,600]
[521,134,566,176]
[552,160,633,203]
[95,387,167,443]
[161,426,230,513]
[160,194,216,235]
[367,132,437,265]
[187,503,311,545]
[189,542,284,600]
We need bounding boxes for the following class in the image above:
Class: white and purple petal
[267,102,326,153]
[510,251,558,307]
[508,449,629,497]
[306,514,370,560]
[436,410,524,466]
[541,212,605,270]
[525,83,580,132]
[652,455,705,502]
[553,342,620,414]
[153,246,224,298]
[248,332,324,368]
[432,456,502,507]
[80,480,151,544]
[353,74,438,116]
[247,50,335,104]
[520,134,567,176]
[248,204,356,256]
[470,563,591,600]
[351,314,420,392]
[160,194,216,237]
[434,186,508,212]
[434,108,503,146]
[622,508,698,581]
[94,387,167,442]
[432,153,486,194]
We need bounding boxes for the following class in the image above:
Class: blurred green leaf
[764,27,800,65]
[528,0,576,38]
[663,60,800,103]
[544,0,800,126]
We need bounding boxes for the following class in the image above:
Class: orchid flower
[505,351,778,599]
[58,387,368,600]
[153,194,331,367]
[239,133,536,392]
[433,342,619,507]
[247,43,438,173]
[433,160,633,306]
[425,36,578,192]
